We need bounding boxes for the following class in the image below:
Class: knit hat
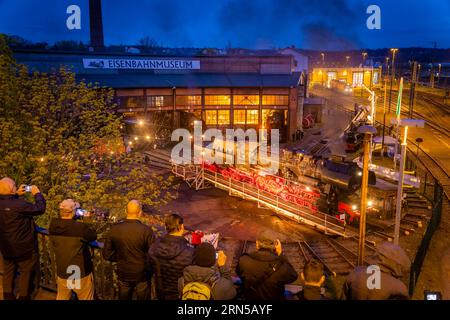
[194,242,216,267]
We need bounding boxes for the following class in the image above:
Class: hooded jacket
[179,265,237,300]
[49,218,97,279]
[342,245,411,300]
[236,249,298,300]
[0,193,46,259]
[148,234,194,300]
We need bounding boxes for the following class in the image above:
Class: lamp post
[381,79,388,157]
[357,125,377,266]
[393,77,404,171]
[321,52,325,65]
[387,49,398,114]
[390,118,425,245]
[362,52,367,66]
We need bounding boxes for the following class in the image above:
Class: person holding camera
[102,200,154,300]
[0,177,46,300]
[49,199,97,300]
[178,242,236,300]
[236,230,298,300]
[149,213,194,300]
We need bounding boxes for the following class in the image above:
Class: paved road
[310,86,450,174]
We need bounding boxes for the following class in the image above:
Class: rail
[172,163,354,238]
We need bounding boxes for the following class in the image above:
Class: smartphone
[424,291,441,300]
[25,185,32,192]
[74,208,87,219]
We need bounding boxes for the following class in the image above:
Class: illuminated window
[246,110,259,124]
[233,95,260,106]
[373,72,379,84]
[147,96,173,107]
[119,97,146,109]
[234,110,246,124]
[176,95,201,106]
[205,95,230,105]
[218,110,230,125]
[352,72,364,87]
[262,95,288,106]
[205,110,217,125]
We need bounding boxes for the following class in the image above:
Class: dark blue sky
[0,0,449,49]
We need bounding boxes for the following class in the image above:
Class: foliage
[0,35,178,227]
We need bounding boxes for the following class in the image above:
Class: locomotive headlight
[352,205,357,211]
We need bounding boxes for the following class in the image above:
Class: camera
[424,290,441,300]
[74,208,87,220]
[25,185,32,192]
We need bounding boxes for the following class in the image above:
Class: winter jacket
[179,265,237,300]
[0,194,46,259]
[102,219,154,282]
[148,234,194,300]
[49,218,97,279]
[236,249,298,300]
[297,285,328,300]
[342,265,408,300]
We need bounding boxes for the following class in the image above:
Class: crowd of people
[0,177,411,301]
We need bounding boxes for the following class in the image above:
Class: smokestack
[89,0,104,49]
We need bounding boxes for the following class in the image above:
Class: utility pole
[381,79,388,157]
[357,125,377,265]
[430,64,435,88]
[393,77,404,171]
[409,61,417,118]
[387,49,398,114]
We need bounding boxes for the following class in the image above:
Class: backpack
[182,280,215,300]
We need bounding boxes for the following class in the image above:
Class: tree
[0,35,177,227]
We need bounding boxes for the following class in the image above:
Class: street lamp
[385,57,390,77]
[346,55,350,66]
[390,118,425,245]
[438,64,442,84]
[321,52,325,65]
[362,52,367,66]
[357,125,377,266]
[388,49,398,114]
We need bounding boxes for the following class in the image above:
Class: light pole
[321,52,325,65]
[346,55,350,67]
[385,57,390,77]
[381,79,388,157]
[390,119,425,245]
[438,63,442,85]
[357,125,377,266]
[393,77,404,171]
[388,49,398,114]
[362,52,367,67]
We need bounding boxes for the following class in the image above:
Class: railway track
[223,237,379,277]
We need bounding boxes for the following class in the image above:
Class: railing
[201,168,353,238]
[36,227,117,300]
[404,146,446,297]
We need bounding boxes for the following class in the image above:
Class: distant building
[310,66,383,89]
[14,50,307,142]
[279,48,309,73]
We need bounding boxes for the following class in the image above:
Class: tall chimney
[89,0,104,49]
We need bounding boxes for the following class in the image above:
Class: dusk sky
[0,0,449,50]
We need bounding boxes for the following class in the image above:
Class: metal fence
[36,227,117,300]
[405,147,445,297]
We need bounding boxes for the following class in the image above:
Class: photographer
[102,200,154,300]
[0,177,46,300]
[49,199,97,300]
[236,230,298,300]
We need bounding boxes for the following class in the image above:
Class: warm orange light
[403,126,408,145]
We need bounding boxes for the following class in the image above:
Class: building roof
[76,72,302,88]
